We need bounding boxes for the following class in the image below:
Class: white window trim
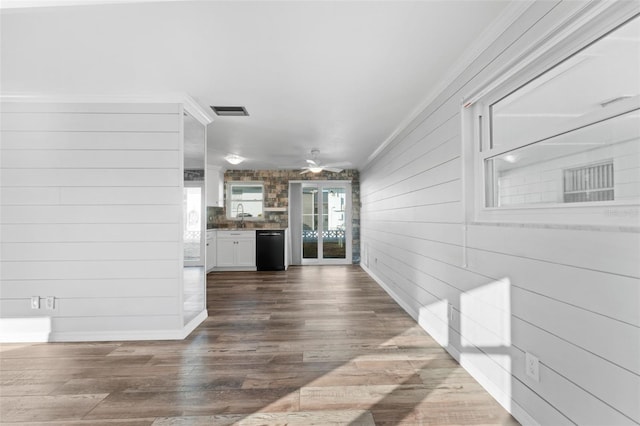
[226,181,265,221]
[462,4,640,229]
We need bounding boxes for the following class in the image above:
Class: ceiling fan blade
[300,168,312,174]
[306,159,318,166]
[324,167,344,173]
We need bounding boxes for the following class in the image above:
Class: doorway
[183,182,205,267]
[293,181,352,264]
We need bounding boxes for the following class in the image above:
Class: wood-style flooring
[0,265,519,425]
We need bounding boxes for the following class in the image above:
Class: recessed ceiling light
[225,154,245,165]
[210,106,249,116]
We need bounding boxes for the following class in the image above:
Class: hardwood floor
[0,265,519,425]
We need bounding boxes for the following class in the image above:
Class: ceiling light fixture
[225,154,245,165]
[308,166,323,173]
[503,154,518,163]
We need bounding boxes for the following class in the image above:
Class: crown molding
[0,92,214,125]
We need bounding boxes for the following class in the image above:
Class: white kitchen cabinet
[206,230,216,272]
[206,165,224,207]
[215,230,256,270]
[235,238,256,267]
[216,238,236,267]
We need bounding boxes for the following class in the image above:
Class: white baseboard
[0,317,53,343]
[0,309,208,343]
[360,263,539,426]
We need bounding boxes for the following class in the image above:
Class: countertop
[207,227,287,231]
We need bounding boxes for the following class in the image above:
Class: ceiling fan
[300,149,349,174]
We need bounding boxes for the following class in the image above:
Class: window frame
[226,181,265,221]
[464,6,640,228]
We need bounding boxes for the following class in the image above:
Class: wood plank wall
[0,102,185,341]
[360,2,640,425]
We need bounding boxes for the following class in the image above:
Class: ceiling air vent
[210,106,249,116]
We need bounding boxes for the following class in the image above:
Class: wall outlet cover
[525,352,540,382]
[45,296,55,310]
[30,296,40,309]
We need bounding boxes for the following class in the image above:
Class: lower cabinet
[206,230,216,272]
[215,231,256,270]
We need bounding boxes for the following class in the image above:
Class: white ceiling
[1,0,512,170]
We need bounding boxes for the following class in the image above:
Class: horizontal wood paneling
[510,285,639,375]
[366,228,463,267]
[365,201,463,224]
[0,101,180,114]
[1,150,180,169]
[365,179,461,212]
[364,156,461,205]
[0,131,180,150]
[1,187,181,205]
[0,296,180,317]
[60,187,181,205]
[1,242,180,261]
[1,260,180,280]
[360,2,640,425]
[361,222,463,246]
[468,248,640,327]
[1,205,181,224]
[1,112,180,132]
[512,318,640,423]
[0,279,177,298]
[1,224,180,242]
[1,169,181,187]
[0,101,185,341]
[364,113,461,186]
[467,224,640,278]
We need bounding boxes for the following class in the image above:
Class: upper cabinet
[207,165,224,207]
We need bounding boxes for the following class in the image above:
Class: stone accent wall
[216,169,360,263]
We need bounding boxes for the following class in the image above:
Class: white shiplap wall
[360,2,640,425]
[0,101,186,342]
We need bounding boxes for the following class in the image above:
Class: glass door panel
[322,187,346,259]
[183,186,203,264]
[302,185,318,259]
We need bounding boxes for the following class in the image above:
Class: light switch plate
[30,296,40,309]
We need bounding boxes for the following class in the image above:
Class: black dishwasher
[256,230,285,271]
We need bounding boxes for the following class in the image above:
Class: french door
[301,182,352,264]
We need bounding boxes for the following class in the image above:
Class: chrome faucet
[236,203,245,228]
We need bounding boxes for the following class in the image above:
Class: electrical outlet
[45,296,55,310]
[525,352,540,382]
[30,296,40,309]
